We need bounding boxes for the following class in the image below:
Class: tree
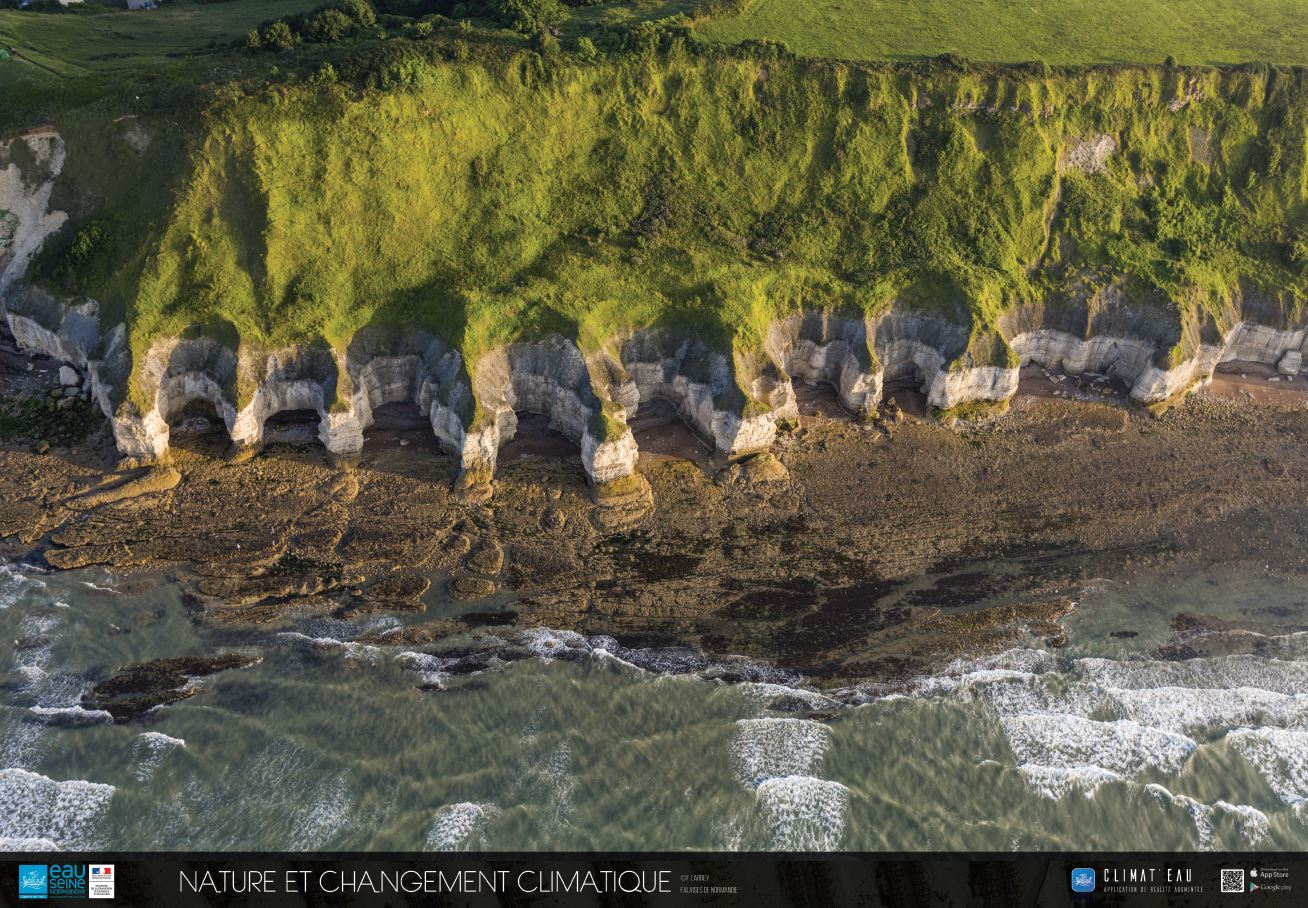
[336,0,378,28]
[489,0,567,33]
[304,9,355,43]
[261,21,299,51]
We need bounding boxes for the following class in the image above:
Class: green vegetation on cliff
[2,3,1307,409]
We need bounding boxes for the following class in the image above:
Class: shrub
[55,222,106,288]
[575,36,600,63]
[261,21,299,51]
[337,0,378,28]
[303,9,355,43]
[489,0,568,33]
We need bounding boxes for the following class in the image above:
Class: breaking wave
[755,776,849,851]
[0,768,115,850]
[731,718,833,789]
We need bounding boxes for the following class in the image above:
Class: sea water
[1,559,1306,852]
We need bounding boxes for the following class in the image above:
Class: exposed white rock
[620,331,777,456]
[471,335,638,485]
[927,365,1019,410]
[0,129,68,302]
[1278,350,1302,376]
[765,313,881,417]
[871,312,1018,410]
[1061,133,1117,175]
[58,365,79,387]
[1011,322,1308,405]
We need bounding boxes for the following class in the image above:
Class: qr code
[1221,869,1245,893]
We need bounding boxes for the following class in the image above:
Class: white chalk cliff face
[4,129,1308,486]
[0,130,67,301]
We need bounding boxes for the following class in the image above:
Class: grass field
[700,0,1308,64]
[0,0,324,76]
[0,0,324,131]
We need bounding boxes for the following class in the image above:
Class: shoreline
[3,336,1308,685]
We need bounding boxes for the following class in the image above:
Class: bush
[488,0,568,33]
[575,36,600,63]
[55,222,106,288]
[303,9,355,43]
[337,0,378,28]
[261,21,299,51]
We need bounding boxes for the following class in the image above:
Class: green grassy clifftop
[52,58,1308,381]
[6,36,1308,406]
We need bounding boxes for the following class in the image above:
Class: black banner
[0,853,1301,906]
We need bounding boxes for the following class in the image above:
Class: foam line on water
[1144,783,1271,849]
[1109,686,1308,737]
[1001,715,1197,777]
[134,732,186,782]
[1077,655,1308,697]
[1018,765,1122,800]
[28,705,113,727]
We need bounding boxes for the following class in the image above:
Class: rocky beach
[3,325,1307,688]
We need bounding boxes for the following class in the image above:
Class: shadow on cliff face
[361,401,445,459]
[166,399,228,457]
[793,380,855,423]
[497,412,581,464]
[629,398,712,466]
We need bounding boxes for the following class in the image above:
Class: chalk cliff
[3,123,1306,488]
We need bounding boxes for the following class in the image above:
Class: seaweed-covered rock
[82,652,261,722]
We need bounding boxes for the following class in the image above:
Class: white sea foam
[755,776,849,851]
[741,682,843,713]
[0,768,115,850]
[0,836,58,851]
[277,632,382,664]
[1109,686,1308,737]
[133,732,186,782]
[289,773,354,850]
[1225,727,1308,806]
[518,628,589,658]
[1001,715,1196,777]
[28,705,113,727]
[731,718,833,789]
[1077,655,1308,697]
[941,647,1061,677]
[1018,764,1122,800]
[424,802,499,851]
[0,563,46,609]
[1144,783,1271,848]
[542,743,575,830]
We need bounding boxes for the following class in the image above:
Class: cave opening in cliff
[167,398,228,455]
[880,378,929,418]
[792,380,852,422]
[262,408,322,447]
[362,401,443,457]
[497,411,581,466]
[629,398,711,464]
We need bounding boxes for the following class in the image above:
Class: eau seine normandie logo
[18,863,113,900]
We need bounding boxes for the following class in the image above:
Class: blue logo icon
[1071,868,1096,893]
[19,864,48,899]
